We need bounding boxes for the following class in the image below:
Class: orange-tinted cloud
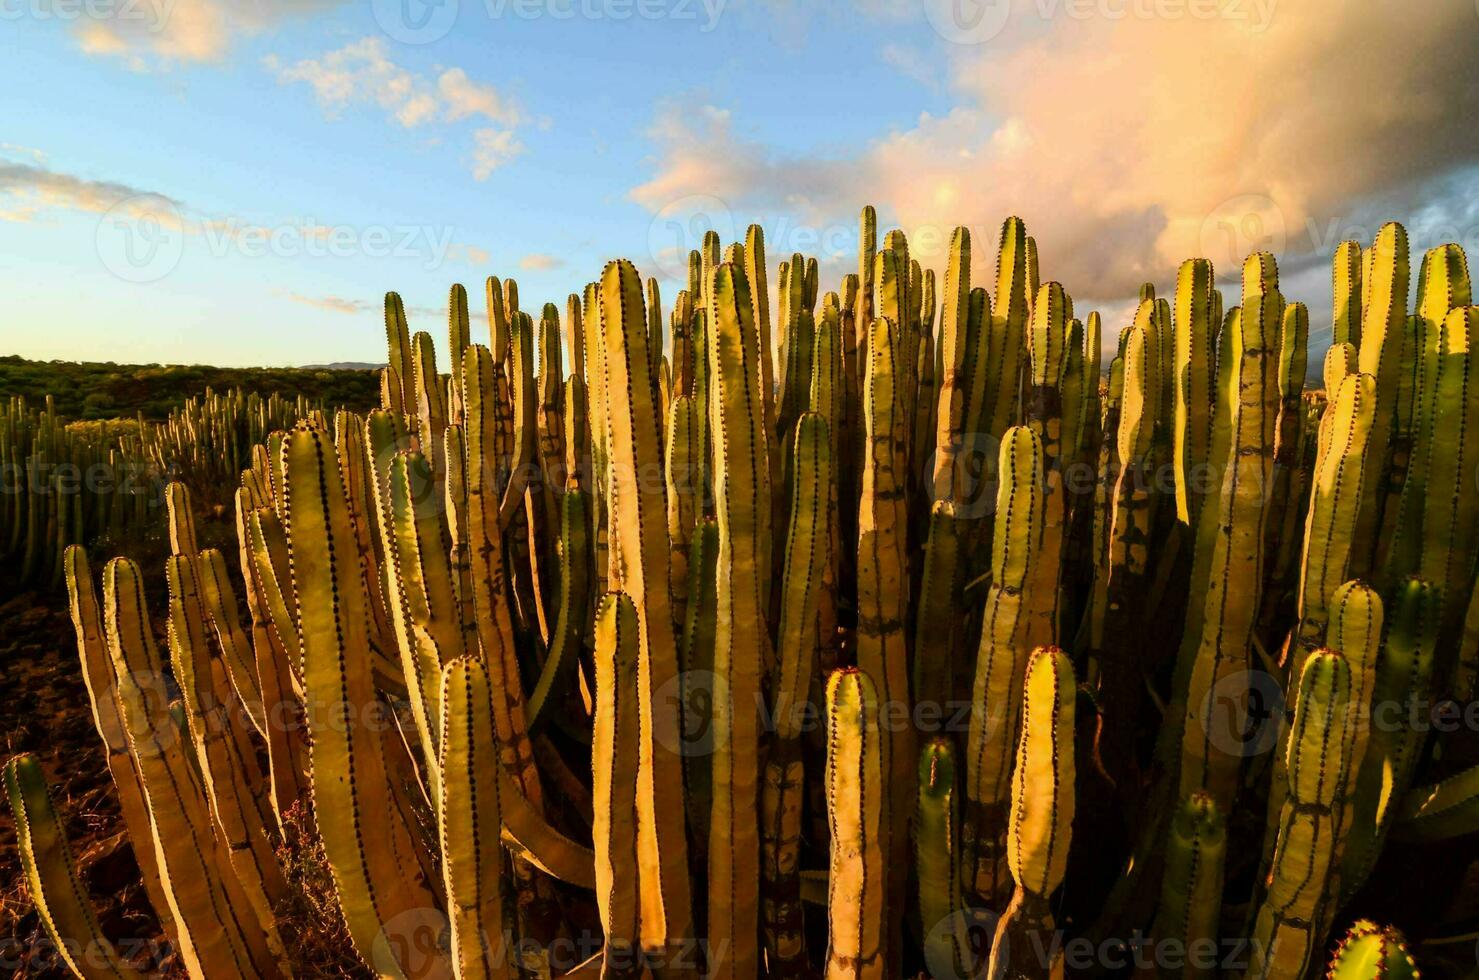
[631,1,1479,312]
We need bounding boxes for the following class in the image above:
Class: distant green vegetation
[0,355,382,420]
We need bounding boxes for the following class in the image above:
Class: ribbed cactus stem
[280,426,445,978]
[1327,921,1418,980]
[1247,649,1358,980]
[916,738,971,980]
[598,259,695,968]
[823,667,885,980]
[989,645,1075,980]
[763,411,833,978]
[855,313,913,959]
[1151,791,1226,980]
[439,655,513,980]
[705,260,770,980]
[104,557,289,979]
[1179,252,1281,810]
[4,753,149,980]
[1173,258,1217,527]
[1340,578,1438,901]
[964,425,1044,909]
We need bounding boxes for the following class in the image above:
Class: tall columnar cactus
[1294,371,1378,664]
[1351,223,1410,575]
[1173,257,1217,528]
[1333,240,1364,350]
[964,425,1044,908]
[855,314,913,959]
[1340,578,1438,901]
[280,425,445,977]
[1247,649,1357,980]
[438,655,513,980]
[165,553,288,935]
[989,646,1075,980]
[704,260,770,980]
[1178,252,1281,810]
[985,218,1032,447]
[763,411,833,977]
[63,545,178,941]
[591,592,642,980]
[823,668,885,980]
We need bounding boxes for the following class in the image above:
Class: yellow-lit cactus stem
[1149,791,1225,980]
[823,667,886,980]
[103,557,290,979]
[198,545,306,827]
[63,545,178,943]
[1173,258,1217,530]
[1025,279,1070,628]
[1327,921,1419,980]
[1409,305,1479,662]
[1339,578,1438,903]
[438,655,514,980]
[988,646,1075,980]
[1260,300,1308,614]
[385,291,417,421]
[1382,246,1470,592]
[165,553,289,935]
[279,425,446,978]
[763,411,833,979]
[1093,312,1158,792]
[4,753,150,980]
[462,344,544,805]
[382,449,464,807]
[1178,252,1281,812]
[593,592,643,980]
[1350,223,1410,576]
[666,394,700,636]
[963,425,1044,911]
[705,260,771,980]
[1291,368,1378,677]
[855,313,913,963]
[1247,649,1358,980]
[599,259,696,973]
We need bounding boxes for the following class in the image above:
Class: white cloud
[0,160,184,226]
[631,1,1479,315]
[266,39,530,181]
[471,128,524,180]
[519,253,563,271]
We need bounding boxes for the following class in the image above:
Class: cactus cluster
[10,212,1479,979]
[1,388,318,587]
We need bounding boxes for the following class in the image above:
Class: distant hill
[0,354,382,420]
[303,361,388,371]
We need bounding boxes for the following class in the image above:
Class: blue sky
[3,0,1478,367]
